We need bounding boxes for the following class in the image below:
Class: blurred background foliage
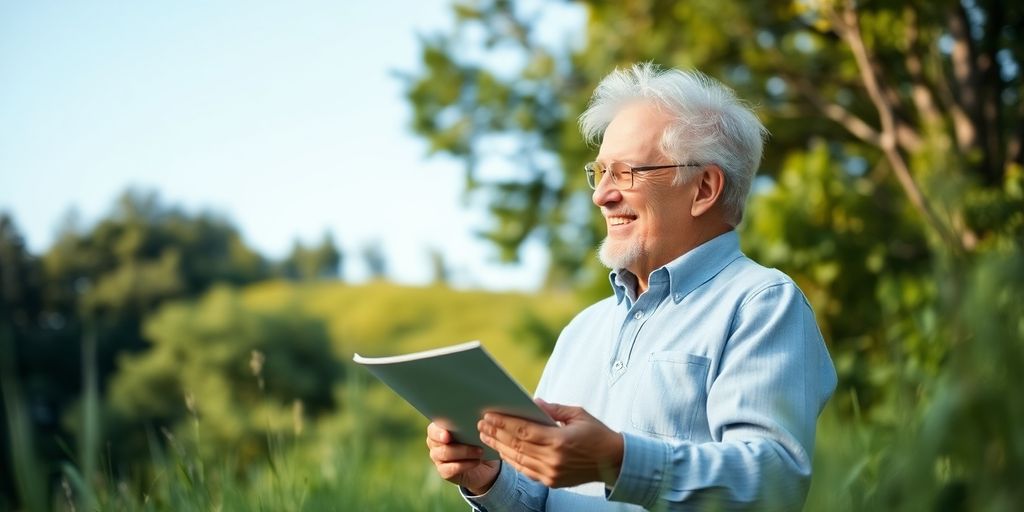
[2,0,1023,510]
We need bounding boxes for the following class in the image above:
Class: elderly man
[426,63,837,511]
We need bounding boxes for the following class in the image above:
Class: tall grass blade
[0,323,48,511]
[80,326,100,507]
[60,462,98,511]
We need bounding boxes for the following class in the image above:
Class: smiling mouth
[607,215,637,226]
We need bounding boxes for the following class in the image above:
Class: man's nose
[592,175,623,207]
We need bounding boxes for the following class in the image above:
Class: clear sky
[0,0,557,290]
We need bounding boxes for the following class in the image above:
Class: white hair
[579,63,768,225]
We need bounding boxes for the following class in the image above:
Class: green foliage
[741,141,937,417]
[0,325,47,512]
[802,247,1024,511]
[404,0,1024,509]
[4,277,579,509]
[108,286,342,464]
[0,190,280,506]
[403,0,1020,283]
[22,371,468,511]
[1,183,582,509]
[243,280,579,388]
[402,2,598,272]
[279,232,342,281]
[44,191,270,315]
[921,249,1024,509]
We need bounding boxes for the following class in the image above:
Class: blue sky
[0,1,566,289]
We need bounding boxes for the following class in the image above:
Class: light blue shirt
[464,230,837,511]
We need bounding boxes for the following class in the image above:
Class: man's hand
[426,422,500,495]
[478,399,624,489]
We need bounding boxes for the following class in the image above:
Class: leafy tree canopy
[405,0,1023,508]
[108,286,342,462]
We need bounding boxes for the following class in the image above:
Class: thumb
[535,398,582,422]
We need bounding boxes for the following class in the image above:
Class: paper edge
[352,340,481,364]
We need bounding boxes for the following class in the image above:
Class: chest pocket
[630,352,710,440]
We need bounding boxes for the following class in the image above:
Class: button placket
[612,275,668,384]
[616,279,668,376]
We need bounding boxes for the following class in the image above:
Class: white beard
[597,236,644,270]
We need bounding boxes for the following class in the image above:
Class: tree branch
[931,43,977,156]
[1010,98,1024,166]
[788,75,881,146]
[848,10,922,153]
[903,8,943,130]
[894,117,925,152]
[947,3,981,151]
[830,0,965,253]
[977,0,1006,184]
[785,16,923,153]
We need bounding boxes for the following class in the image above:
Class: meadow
[6,274,1018,511]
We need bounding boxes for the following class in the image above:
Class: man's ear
[691,165,725,218]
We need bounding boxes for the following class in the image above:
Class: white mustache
[602,208,638,218]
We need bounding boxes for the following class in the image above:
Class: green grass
[3,281,575,511]
[4,278,1022,510]
[2,371,469,511]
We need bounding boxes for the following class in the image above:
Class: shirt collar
[608,230,743,305]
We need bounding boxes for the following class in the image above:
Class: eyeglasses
[584,161,704,190]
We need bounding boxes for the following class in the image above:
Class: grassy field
[3,280,579,511]
[3,279,1014,510]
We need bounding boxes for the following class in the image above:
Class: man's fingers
[481,413,551,446]
[483,432,551,483]
[435,461,480,480]
[426,422,451,443]
[430,442,484,463]
[427,422,485,463]
[479,426,543,470]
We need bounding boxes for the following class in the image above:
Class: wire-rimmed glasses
[584,161,704,190]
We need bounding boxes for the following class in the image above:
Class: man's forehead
[598,101,670,160]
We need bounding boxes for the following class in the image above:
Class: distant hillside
[240,280,584,391]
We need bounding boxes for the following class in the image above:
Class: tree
[2,190,274,506]
[36,189,272,395]
[280,231,343,281]
[406,0,1023,508]
[107,286,342,464]
[0,214,42,325]
[361,240,389,279]
[427,247,450,285]
[405,0,1021,274]
[0,214,48,508]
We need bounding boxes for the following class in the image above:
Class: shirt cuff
[606,431,671,509]
[460,462,518,511]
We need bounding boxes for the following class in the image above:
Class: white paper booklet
[353,341,556,459]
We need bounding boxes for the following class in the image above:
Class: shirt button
[633,311,644,320]
[674,293,683,301]
[612,360,625,371]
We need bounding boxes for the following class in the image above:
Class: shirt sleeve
[460,461,548,511]
[606,282,837,511]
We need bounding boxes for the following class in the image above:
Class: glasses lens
[585,162,604,189]
[611,162,632,189]
[585,162,635,190]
